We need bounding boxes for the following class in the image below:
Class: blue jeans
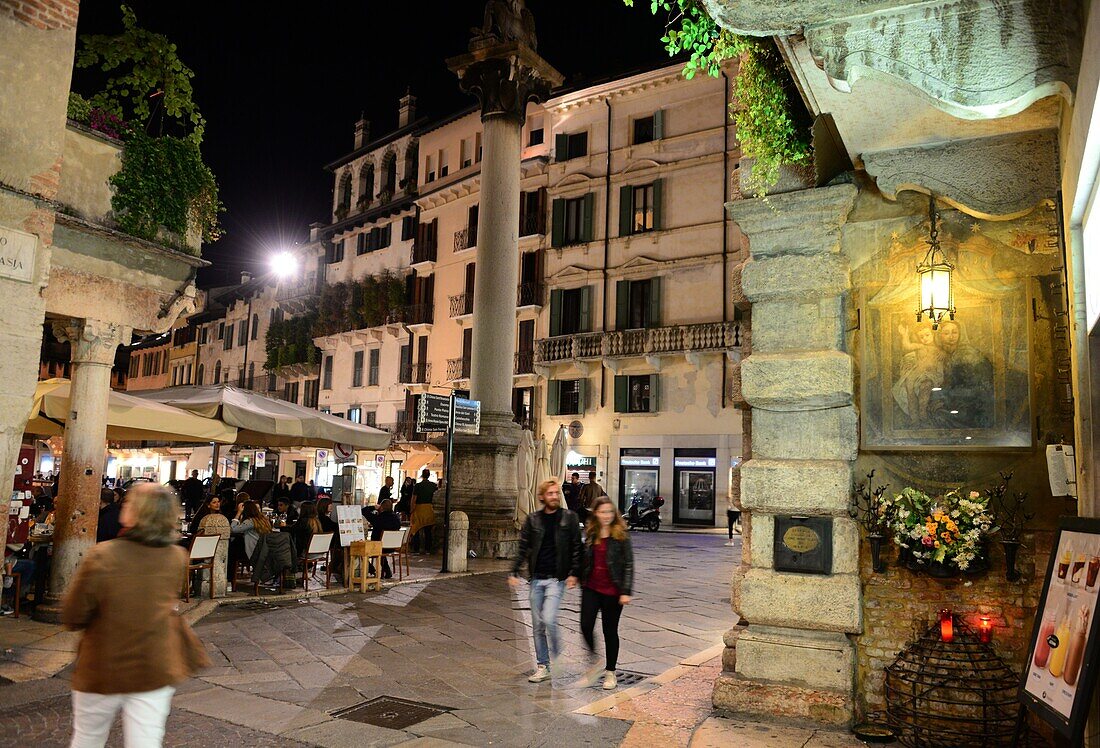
[529,578,565,666]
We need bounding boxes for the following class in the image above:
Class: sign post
[442,393,456,573]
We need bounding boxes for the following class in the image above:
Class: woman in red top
[580,496,634,690]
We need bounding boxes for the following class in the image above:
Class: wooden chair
[2,571,21,618]
[300,532,334,591]
[381,528,410,581]
[182,534,220,602]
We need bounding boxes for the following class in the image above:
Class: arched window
[381,152,397,197]
[358,163,374,205]
[196,363,204,386]
[403,142,418,191]
[337,171,352,213]
[251,313,259,341]
[213,360,221,383]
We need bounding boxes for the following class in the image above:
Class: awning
[26,379,238,444]
[401,450,442,476]
[134,384,391,450]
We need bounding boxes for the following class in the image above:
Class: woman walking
[580,495,634,690]
[63,483,210,747]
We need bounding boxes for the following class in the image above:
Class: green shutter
[549,289,563,337]
[577,378,588,413]
[652,178,663,230]
[547,381,560,416]
[618,185,633,237]
[578,285,592,332]
[647,276,661,328]
[614,375,628,413]
[616,280,630,330]
[551,198,565,247]
[582,193,595,241]
[653,109,664,140]
[649,374,660,412]
[555,133,568,162]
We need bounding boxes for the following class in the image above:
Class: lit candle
[940,609,954,643]
[978,615,993,644]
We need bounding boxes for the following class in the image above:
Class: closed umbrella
[515,429,537,528]
[534,438,551,499]
[549,424,567,481]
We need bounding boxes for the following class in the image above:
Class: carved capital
[448,41,563,126]
[53,319,129,366]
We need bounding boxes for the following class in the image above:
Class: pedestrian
[63,483,210,747]
[408,469,437,554]
[272,476,291,504]
[577,471,605,526]
[289,475,310,505]
[726,505,741,547]
[396,477,415,520]
[307,480,318,500]
[96,489,122,544]
[562,472,582,514]
[377,475,394,505]
[509,478,583,683]
[579,496,634,690]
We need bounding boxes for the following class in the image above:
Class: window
[632,111,662,144]
[615,277,661,330]
[247,362,255,389]
[352,350,364,387]
[368,348,380,386]
[461,138,472,169]
[551,194,594,247]
[401,215,417,241]
[359,225,392,253]
[320,407,331,415]
[437,149,448,178]
[237,367,246,387]
[519,188,546,236]
[615,374,659,413]
[237,320,247,346]
[547,379,586,416]
[555,131,588,161]
[357,232,368,255]
[251,314,259,340]
[348,407,362,424]
[162,350,169,374]
[549,286,593,336]
[283,381,300,404]
[322,354,333,390]
[529,126,544,147]
[213,360,221,383]
[303,378,319,408]
[267,372,276,391]
[619,180,662,235]
[364,410,377,427]
[200,326,208,345]
[196,363,204,385]
[328,239,345,264]
[337,171,352,212]
[475,131,482,162]
[425,154,435,183]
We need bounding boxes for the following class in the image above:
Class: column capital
[53,318,129,366]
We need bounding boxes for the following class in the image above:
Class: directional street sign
[453,397,481,435]
[416,393,451,432]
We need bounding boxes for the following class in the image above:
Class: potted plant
[988,471,1032,582]
[851,470,892,573]
[889,487,997,579]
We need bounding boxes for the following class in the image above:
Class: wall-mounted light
[916,195,956,330]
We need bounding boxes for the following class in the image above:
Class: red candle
[978,615,993,644]
[940,609,954,642]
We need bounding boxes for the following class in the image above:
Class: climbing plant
[624,0,812,196]
[313,272,407,337]
[265,313,320,371]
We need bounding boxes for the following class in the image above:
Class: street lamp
[271,251,298,279]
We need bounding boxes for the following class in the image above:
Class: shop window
[614,374,659,413]
[547,379,586,416]
[615,277,661,330]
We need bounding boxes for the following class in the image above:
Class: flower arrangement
[890,487,997,574]
[851,470,892,536]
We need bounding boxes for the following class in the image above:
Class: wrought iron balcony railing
[517,281,544,308]
[447,356,471,381]
[398,361,431,384]
[514,350,534,375]
[411,242,437,265]
[454,226,477,252]
[449,292,473,318]
[404,303,433,326]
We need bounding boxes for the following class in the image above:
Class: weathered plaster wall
[54,125,121,222]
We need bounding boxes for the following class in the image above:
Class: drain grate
[331,696,451,729]
[587,669,649,689]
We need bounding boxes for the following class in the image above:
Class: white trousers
[70,685,175,748]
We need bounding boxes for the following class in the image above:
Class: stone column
[713,183,860,725]
[444,4,563,558]
[36,318,128,620]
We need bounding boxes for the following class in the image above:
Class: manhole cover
[331,696,451,729]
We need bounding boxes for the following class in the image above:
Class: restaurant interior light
[916,195,956,330]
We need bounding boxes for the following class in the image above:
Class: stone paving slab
[689,716,866,747]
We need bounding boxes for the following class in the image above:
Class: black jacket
[367,509,401,542]
[96,503,122,543]
[581,535,635,596]
[250,532,296,584]
[512,508,583,581]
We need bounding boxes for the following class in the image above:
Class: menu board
[1021,519,1100,742]
[334,504,365,547]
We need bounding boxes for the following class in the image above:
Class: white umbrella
[535,438,551,498]
[549,424,567,481]
[515,429,537,529]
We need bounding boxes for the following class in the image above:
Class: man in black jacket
[509,479,583,683]
[179,470,204,518]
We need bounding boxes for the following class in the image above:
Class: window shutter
[653,109,664,140]
[577,378,588,413]
[555,133,568,162]
[652,178,663,230]
[614,375,628,413]
[649,374,660,412]
[615,280,630,330]
[618,185,633,237]
[537,187,548,234]
[518,191,526,232]
[647,276,661,328]
[578,285,592,333]
[582,192,595,242]
[549,288,563,337]
[547,381,560,416]
[551,198,565,247]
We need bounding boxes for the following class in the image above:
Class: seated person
[229,496,270,562]
[366,499,401,579]
[274,497,299,527]
[289,502,323,565]
[2,545,35,615]
[96,489,122,543]
[189,495,224,536]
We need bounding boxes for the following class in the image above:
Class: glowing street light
[271,251,298,278]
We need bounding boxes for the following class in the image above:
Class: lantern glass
[920,266,952,320]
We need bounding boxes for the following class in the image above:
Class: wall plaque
[773,515,833,575]
[0,225,36,284]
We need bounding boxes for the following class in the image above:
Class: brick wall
[0,0,79,30]
[856,529,1053,716]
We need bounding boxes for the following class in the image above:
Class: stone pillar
[713,183,860,726]
[36,318,128,620]
[445,2,563,558]
[448,510,469,573]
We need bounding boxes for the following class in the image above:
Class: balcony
[535,322,743,371]
[517,282,545,308]
[447,356,471,381]
[454,226,477,252]
[404,303,434,327]
[449,292,473,318]
[411,242,437,266]
[520,212,543,237]
[514,350,534,375]
[399,361,431,385]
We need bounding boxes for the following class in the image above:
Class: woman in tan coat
[63,482,209,747]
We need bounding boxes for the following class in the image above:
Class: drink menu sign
[1020,519,1100,743]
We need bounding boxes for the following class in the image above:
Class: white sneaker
[724,540,736,546]
[580,664,604,687]
[528,665,551,683]
[602,671,617,690]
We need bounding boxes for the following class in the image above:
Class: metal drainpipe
[720,69,730,410]
[601,97,612,408]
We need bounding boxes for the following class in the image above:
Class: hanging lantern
[916,195,955,329]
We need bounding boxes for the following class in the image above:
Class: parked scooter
[626,494,664,532]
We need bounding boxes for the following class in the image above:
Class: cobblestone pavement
[0,532,738,747]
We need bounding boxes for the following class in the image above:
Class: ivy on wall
[265,312,320,371]
[624,0,812,196]
[314,271,407,337]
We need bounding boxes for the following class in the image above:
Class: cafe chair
[381,528,410,582]
[301,532,334,591]
[182,534,220,602]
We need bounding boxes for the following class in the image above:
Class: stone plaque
[0,225,36,284]
[773,515,833,575]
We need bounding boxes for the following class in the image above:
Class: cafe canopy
[135,384,392,450]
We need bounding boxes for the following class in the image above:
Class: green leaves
[67,92,92,122]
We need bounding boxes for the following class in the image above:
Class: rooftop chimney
[398,90,416,128]
[354,113,370,149]
[241,271,252,284]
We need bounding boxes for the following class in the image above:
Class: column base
[712,672,853,727]
[435,411,522,559]
[32,594,64,624]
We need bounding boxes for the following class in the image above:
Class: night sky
[70,2,672,288]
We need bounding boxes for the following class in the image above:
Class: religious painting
[860,240,1034,450]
